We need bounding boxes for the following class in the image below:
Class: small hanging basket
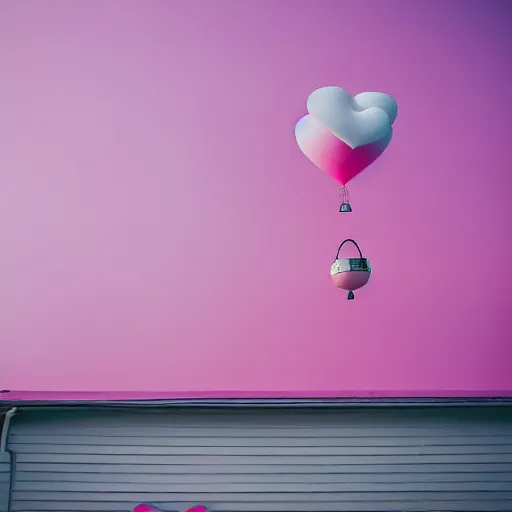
[330,239,371,300]
[338,186,352,213]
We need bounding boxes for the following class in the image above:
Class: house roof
[1,390,512,408]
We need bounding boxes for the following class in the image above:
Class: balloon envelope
[295,114,392,186]
[331,271,370,291]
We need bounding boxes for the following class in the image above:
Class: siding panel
[7,407,512,511]
[0,452,11,512]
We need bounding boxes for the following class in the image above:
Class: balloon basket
[339,202,352,213]
[330,239,371,300]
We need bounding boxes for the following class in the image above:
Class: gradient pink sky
[1,0,511,395]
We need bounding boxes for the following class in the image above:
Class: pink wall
[1,0,511,395]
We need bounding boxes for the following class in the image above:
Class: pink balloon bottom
[331,271,370,291]
[134,506,208,512]
[295,114,392,186]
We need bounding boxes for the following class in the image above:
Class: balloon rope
[340,186,349,204]
[338,186,349,203]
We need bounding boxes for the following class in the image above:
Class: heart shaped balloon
[295,114,392,186]
[306,86,396,149]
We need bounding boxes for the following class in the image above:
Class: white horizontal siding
[0,453,11,512]
[7,407,512,511]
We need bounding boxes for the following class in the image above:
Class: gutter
[1,398,512,409]
[0,407,16,453]
[0,408,16,512]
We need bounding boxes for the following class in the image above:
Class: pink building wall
[1,0,511,396]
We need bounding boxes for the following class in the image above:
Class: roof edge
[2,397,512,408]
[2,390,512,400]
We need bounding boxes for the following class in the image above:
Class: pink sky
[0,0,511,395]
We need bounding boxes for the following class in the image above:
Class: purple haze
[0,0,511,396]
